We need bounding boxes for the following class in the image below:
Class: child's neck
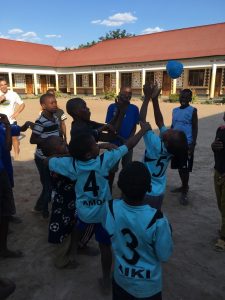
[42,110,54,119]
[123,196,144,206]
[180,104,189,109]
[73,117,90,124]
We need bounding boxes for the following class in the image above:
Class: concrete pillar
[8,72,13,91]
[33,73,38,95]
[73,72,77,95]
[55,74,59,91]
[92,71,96,96]
[210,64,217,99]
[116,70,120,95]
[183,69,189,89]
[172,79,177,94]
[142,69,146,96]
[66,75,70,93]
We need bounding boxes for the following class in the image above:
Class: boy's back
[49,145,128,223]
[104,199,173,298]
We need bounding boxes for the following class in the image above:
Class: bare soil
[1,98,225,300]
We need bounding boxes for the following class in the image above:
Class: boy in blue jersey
[0,114,32,259]
[105,86,140,190]
[140,84,188,209]
[48,122,150,292]
[171,89,198,205]
[103,161,173,300]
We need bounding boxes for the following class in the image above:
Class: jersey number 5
[84,171,99,197]
[153,155,167,177]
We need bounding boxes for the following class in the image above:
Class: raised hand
[143,83,154,101]
[140,121,151,133]
[151,83,161,100]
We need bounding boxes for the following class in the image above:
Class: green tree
[99,29,135,41]
[76,29,135,49]
[78,40,97,49]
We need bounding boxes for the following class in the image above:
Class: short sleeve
[134,105,140,124]
[49,157,77,180]
[102,145,128,171]
[12,92,23,105]
[144,130,161,154]
[32,120,44,136]
[105,104,115,123]
[102,201,115,236]
[10,125,20,136]
[159,126,168,137]
[154,216,173,262]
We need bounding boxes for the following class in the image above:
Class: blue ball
[166,60,183,79]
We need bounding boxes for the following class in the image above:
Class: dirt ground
[1,97,225,300]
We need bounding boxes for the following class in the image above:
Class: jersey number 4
[84,171,99,197]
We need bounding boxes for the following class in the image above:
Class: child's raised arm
[140,84,154,122]
[151,85,164,129]
[125,121,151,150]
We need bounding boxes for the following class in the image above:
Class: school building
[0,22,225,98]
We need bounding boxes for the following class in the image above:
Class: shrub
[104,89,117,100]
[55,90,62,98]
[168,93,180,102]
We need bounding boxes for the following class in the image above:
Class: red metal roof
[0,39,59,67]
[0,23,225,68]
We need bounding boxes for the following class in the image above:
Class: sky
[0,0,225,50]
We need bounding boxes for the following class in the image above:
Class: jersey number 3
[121,228,140,265]
[84,171,99,197]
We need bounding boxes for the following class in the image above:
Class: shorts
[112,278,162,300]
[76,218,111,245]
[110,149,133,173]
[0,170,16,220]
[171,153,194,172]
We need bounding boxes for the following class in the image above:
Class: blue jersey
[49,145,128,223]
[0,134,5,172]
[172,106,195,145]
[103,199,173,298]
[105,103,139,145]
[143,126,172,196]
[0,123,20,186]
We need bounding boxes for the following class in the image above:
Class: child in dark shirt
[211,112,225,251]
[66,97,125,144]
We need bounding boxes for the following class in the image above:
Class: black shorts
[171,153,194,172]
[0,170,15,220]
[112,279,162,300]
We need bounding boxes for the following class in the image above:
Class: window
[89,74,93,87]
[145,72,154,84]
[0,73,9,83]
[189,70,204,86]
[121,73,132,88]
[49,75,56,86]
[76,75,83,87]
[13,74,26,88]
